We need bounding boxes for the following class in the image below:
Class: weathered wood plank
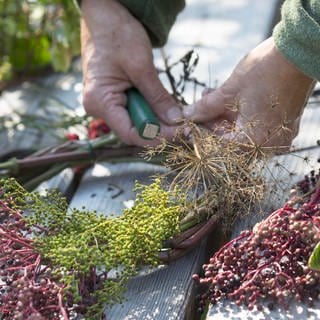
[107,249,204,320]
[68,162,207,320]
[0,68,83,157]
[36,168,75,197]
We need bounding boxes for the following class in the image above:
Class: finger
[83,83,179,146]
[157,122,179,141]
[83,88,146,146]
[83,85,128,119]
[105,103,178,147]
[203,118,234,137]
[105,105,177,147]
[116,118,178,147]
[131,64,183,125]
[101,95,179,146]
[183,87,234,123]
[201,87,215,97]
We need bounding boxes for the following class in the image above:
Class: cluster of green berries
[0,177,185,319]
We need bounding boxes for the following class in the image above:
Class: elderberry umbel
[296,169,320,194]
[193,172,320,312]
[0,199,68,320]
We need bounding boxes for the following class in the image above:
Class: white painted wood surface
[36,168,75,197]
[0,63,83,157]
[206,297,320,320]
[0,67,82,195]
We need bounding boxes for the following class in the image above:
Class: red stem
[212,232,250,261]
[169,222,205,247]
[16,146,143,169]
[58,289,69,320]
[310,186,320,205]
[38,305,60,312]
[158,247,193,263]
[0,231,34,249]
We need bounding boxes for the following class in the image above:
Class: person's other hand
[183,37,315,152]
[81,0,182,146]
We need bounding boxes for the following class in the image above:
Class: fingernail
[183,104,195,118]
[166,106,183,123]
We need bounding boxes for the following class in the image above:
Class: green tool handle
[126,88,160,140]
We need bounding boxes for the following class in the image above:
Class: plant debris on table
[0,178,184,319]
[145,124,265,230]
[0,123,268,319]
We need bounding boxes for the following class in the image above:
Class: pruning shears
[126,88,160,140]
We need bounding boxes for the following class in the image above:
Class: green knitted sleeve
[75,0,185,47]
[273,0,320,81]
[119,0,185,47]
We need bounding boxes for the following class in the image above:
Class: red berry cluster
[88,118,110,139]
[65,133,79,141]
[297,169,320,194]
[0,199,68,320]
[65,118,110,141]
[193,171,320,312]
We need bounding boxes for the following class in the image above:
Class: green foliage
[0,177,185,317]
[33,178,184,272]
[1,177,69,223]
[309,241,320,271]
[0,0,80,83]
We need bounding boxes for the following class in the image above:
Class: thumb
[183,88,232,123]
[132,66,182,125]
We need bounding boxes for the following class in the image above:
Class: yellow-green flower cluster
[0,177,184,316]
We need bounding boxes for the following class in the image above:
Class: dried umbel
[145,124,266,229]
[193,170,320,312]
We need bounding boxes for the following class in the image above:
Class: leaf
[0,61,13,82]
[9,37,51,72]
[1,0,81,80]
[308,241,320,270]
[50,42,71,72]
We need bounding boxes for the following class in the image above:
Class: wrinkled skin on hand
[184,37,315,153]
[81,0,181,146]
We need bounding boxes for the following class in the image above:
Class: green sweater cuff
[119,0,185,47]
[273,0,320,81]
[76,0,185,47]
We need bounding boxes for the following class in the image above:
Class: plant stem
[23,163,70,191]
[0,157,18,171]
[15,146,143,169]
[88,133,119,149]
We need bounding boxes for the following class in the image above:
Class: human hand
[81,0,182,146]
[183,37,315,152]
